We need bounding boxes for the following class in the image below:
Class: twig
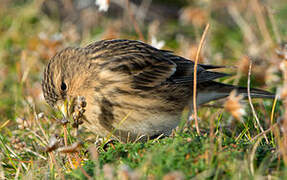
[24,147,47,160]
[63,125,75,169]
[251,123,278,142]
[247,61,269,143]
[193,23,210,135]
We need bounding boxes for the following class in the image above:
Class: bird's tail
[196,81,275,105]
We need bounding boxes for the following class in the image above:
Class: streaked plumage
[42,39,274,142]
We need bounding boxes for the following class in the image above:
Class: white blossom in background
[95,0,109,12]
[151,36,165,49]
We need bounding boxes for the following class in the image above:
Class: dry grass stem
[251,123,278,142]
[270,94,279,145]
[126,0,145,41]
[250,136,263,176]
[24,147,47,160]
[267,7,281,43]
[251,0,273,46]
[193,23,210,135]
[227,4,257,47]
[33,109,49,143]
[0,120,10,130]
[247,61,269,143]
[63,124,75,169]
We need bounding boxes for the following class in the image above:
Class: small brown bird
[42,39,274,142]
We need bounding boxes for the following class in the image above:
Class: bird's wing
[161,52,229,84]
[85,39,228,89]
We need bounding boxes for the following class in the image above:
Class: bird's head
[42,47,91,117]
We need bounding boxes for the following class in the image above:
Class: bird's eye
[61,82,67,91]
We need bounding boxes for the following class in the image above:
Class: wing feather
[85,39,228,89]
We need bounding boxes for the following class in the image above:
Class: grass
[0,0,287,179]
[64,129,280,179]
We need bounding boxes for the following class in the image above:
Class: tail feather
[199,64,226,70]
[235,85,275,99]
[196,81,274,105]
